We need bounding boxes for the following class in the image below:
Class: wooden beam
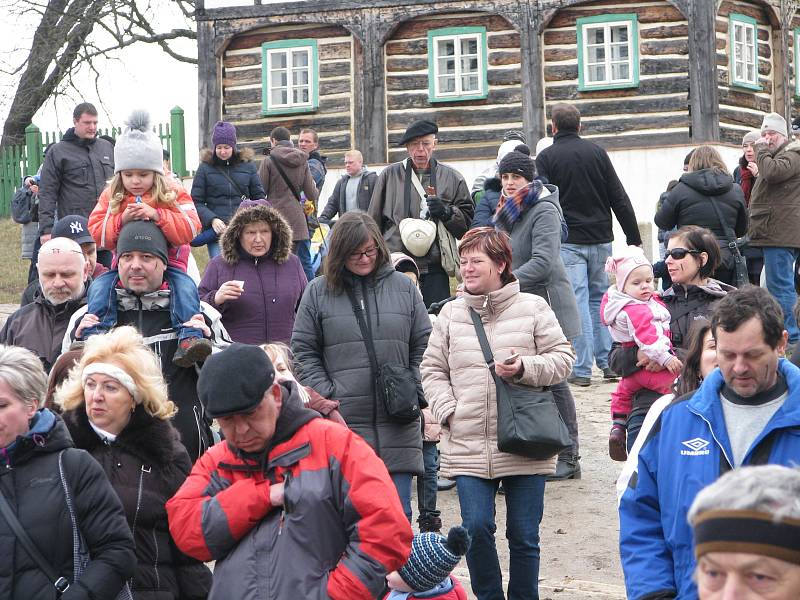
[197,21,222,151]
[686,0,719,142]
[516,2,545,144]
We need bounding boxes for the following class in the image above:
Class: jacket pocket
[748,206,772,239]
[64,165,88,187]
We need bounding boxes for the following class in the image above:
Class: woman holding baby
[198,199,307,344]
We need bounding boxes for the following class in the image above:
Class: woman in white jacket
[420,227,574,600]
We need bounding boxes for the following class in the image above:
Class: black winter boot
[546,454,581,481]
[417,511,442,534]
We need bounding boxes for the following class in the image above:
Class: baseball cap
[51,215,95,245]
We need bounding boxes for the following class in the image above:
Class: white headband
[81,362,140,403]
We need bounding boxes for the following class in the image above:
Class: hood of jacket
[1,409,71,467]
[663,278,734,301]
[602,286,644,325]
[678,168,734,196]
[219,203,293,265]
[483,175,503,193]
[269,142,308,168]
[308,150,327,165]
[390,252,420,279]
[199,147,256,165]
[61,128,97,146]
[63,403,183,467]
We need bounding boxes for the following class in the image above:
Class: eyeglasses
[665,248,701,260]
[348,247,378,260]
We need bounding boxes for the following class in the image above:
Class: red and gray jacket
[166,382,412,599]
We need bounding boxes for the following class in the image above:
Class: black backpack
[11,186,37,224]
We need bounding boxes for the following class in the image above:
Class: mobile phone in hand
[503,353,520,365]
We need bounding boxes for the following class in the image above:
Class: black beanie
[198,344,276,419]
[117,221,169,265]
[497,145,535,182]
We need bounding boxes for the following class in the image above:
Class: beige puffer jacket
[421,280,575,478]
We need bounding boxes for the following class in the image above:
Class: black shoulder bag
[346,286,421,423]
[708,196,748,288]
[214,165,250,202]
[469,308,570,459]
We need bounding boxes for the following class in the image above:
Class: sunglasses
[665,248,701,260]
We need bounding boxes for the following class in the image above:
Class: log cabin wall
[716,1,775,145]
[384,12,523,164]
[220,23,354,165]
[791,14,800,118]
[542,0,691,151]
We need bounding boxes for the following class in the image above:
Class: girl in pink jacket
[600,247,682,461]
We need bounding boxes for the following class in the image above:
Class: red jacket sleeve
[165,445,276,562]
[325,425,413,600]
[155,184,201,246]
[88,187,119,250]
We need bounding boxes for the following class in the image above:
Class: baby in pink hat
[600,246,682,461]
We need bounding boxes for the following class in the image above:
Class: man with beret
[64,221,230,462]
[20,214,108,306]
[1,237,90,372]
[748,111,800,351]
[166,343,412,600]
[368,120,473,305]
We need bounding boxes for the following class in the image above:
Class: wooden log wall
[542,0,690,150]
[384,12,523,164]
[792,14,800,119]
[220,23,354,166]
[716,1,774,145]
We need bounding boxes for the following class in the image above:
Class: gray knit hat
[399,527,470,591]
[114,110,165,174]
[741,130,760,146]
[761,112,788,138]
[117,221,168,265]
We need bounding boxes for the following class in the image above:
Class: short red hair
[458,227,515,284]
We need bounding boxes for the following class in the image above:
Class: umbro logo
[681,437,711,456]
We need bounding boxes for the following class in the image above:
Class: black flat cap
[399,120,438,146]
[197,344,276,418]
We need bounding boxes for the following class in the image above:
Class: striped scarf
[492,180,543,232]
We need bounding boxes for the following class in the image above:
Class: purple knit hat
[212,121,237,149]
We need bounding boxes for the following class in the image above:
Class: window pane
[745,26,754,45]
[734,23,744,43]
[610,43,628,60]
[734,42,743,62]
[292,50,308,68]
[461,56,478,73]
[610,25,628,43]
[271,89,287,105]
[437,39,455,57]
[461,37,478,56]
[587,45,605,63]
[292,87,309,104]
[588,64,606,82]
[587,26,605,44]
[462,74,479,91]
[611,63,630,81]
[439,75,456,93]
[271,52,287,69]
[292,69,308,85]
[271,70,287,87]
[439,57,455,75]
[735,62,744,81]
[747,64,755,82]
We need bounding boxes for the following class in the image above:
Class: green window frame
[577,14,639,91]
[427,26,488,103]
[729,13,760,90]
[261,39,319,115]
[794,27,800,96]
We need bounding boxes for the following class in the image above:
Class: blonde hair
[688,145,729,175]
[0,345,48,409]
[260,343,310,404]
[107,171,177,214]
[56,326,176,419]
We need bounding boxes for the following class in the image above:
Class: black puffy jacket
[0,409,135,600]
[63,405,212,600]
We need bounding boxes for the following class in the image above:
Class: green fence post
[25,123,43,175]
[170,106,187,177]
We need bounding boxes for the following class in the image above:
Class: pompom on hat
[605,246,652,292]
[114,110,164,174]
[398,527,471,591]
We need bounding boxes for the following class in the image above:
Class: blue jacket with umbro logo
[618,359,800,600]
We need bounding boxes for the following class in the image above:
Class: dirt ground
[426,372,626,600]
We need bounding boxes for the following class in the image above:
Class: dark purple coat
[199,203,307,344]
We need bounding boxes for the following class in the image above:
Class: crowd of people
[1,99,799,600]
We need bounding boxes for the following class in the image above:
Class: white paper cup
[231,280,245,291]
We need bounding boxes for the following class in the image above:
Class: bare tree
[1,0,196,147]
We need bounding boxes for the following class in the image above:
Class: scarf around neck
[492,180,543,232]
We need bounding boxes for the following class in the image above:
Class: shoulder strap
[213,165,249,200]
[345,285,379,376]
[468,308,495,370]
[0,467,70,593]
[269,156,303,203]
[707,196,737,247]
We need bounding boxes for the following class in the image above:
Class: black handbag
[346,287,421,424]
[708,196,748,287]
[469,308,571,459]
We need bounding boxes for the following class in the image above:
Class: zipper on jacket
[253,256,270,343]
[689,407,734,469]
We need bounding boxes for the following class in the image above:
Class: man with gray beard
[0,237,89,371]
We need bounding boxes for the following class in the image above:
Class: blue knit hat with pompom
[398,527,470,591]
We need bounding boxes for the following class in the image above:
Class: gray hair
[688,465,800,524]
[0,345,48,409]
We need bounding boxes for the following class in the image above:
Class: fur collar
[62,404,183,467]
[219,204,293,265]
[199,147,255,165]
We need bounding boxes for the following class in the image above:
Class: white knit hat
[114,110,165,174]
[761,112,788,138]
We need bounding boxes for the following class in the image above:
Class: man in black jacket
[320,150,377,222]
[536,103,642,387]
